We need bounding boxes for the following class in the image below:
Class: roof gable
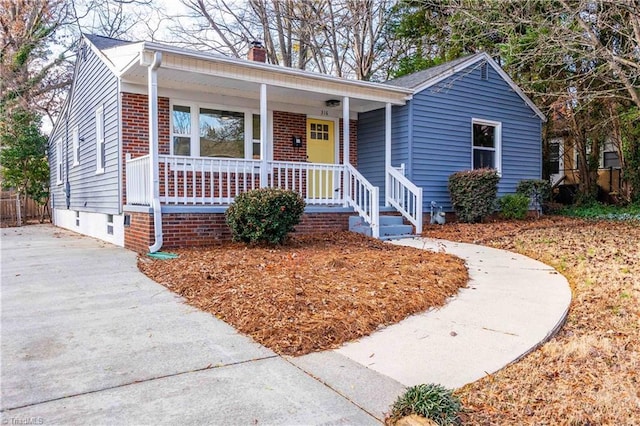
[386,53,546,122]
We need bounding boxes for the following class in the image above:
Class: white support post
[260,83,268,187]
[385,102,392,207]
[342,96,350,206]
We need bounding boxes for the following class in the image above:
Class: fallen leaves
[138,231,468,356]
[425,217,640,425]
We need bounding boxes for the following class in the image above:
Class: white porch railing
[345,164,380,238]
[159,155,262,205]
[125,154,152,205]
[268,160,345,205]
[125,155,384,238]
[387,166,423,233]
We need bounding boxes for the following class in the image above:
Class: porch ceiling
[118,46,412,113]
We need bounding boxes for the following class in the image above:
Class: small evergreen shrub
[389,383,462,425]
[516,179,551,213]
[448,168,500,223]
[225,188,305,244]
[498,193,531,220]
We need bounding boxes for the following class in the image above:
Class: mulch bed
[138,231,468,356]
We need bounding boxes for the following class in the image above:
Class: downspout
[148,51,163,253]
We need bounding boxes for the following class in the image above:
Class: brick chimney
[248,40,266,63]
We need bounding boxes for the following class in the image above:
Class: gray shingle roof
[84,34,137,50]
[385,53,484,89]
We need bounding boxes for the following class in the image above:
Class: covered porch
[119,41,422,245]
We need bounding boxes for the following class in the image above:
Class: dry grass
[139,231,468,356]
[424,218,640,425]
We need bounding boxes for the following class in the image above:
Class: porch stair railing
[386,166,423,233]
[344,164,380,238]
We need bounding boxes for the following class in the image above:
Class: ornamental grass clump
[448,168,500,223]
[389,383,463,425]
[225,188,305,244]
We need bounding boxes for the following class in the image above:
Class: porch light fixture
[325,99,341,108]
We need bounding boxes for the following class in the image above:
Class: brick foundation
[124,210,353,253]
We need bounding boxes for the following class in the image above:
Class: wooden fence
[0,191,49,227]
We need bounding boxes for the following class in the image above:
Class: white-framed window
[95,105,105,174]
[72,126,80,166]
[171,101,263,159]
[56,138,63,185]
[472,118,502,174]
[107,214,114,235]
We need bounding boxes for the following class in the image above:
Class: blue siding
[358,63,542,211]
[410,64,541,211]
[357,105,410,202]
[49,42,120,214]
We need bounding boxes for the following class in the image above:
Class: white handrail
[159,155,262,205]
[125,154,151,205]
[268,160,345,205]
[387,166,423,233]
[345,164,379,238]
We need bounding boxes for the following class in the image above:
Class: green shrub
[448,168,500,223]
[389,383,462,425]
[516,179,551,213]
[498,193,531,219]
[225,188,305,244]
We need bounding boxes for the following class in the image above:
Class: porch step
[349,215,414,240]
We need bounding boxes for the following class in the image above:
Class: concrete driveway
[1,225,399,425]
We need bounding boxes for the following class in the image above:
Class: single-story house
[49,34,545,253]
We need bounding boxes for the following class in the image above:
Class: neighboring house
[49,34,545,253]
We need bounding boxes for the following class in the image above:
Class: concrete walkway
[1,225,571,425]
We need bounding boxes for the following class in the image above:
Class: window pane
[173,105,191,135]
[252,114,261,159]
[199,109,244,158]
[604,151,620,168]
[473,123,495,148]
[549,142,560,174]
[173,136,191,156]
[473,149,494,169]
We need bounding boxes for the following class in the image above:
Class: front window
[171,103,263,159]
[603,151,620,168]
[472,120,501,173]
[172,105,191,156]
[200,109,244,158]
[549,141,560,174]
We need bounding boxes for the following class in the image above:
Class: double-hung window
[72,126,80,166]
[95,106,105,173]
[56,138,63,185]
[171,102,263,159]
[472,119,501,174]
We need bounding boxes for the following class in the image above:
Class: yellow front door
[306,119,335,199]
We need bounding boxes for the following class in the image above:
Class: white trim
[471,118,502,175]
[95,105,105,174]
[411,52,546,122]
[72,126,80,166]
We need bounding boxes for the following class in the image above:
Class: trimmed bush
[448,168,500,223]
[389,383,463,425]
[498,193,531,220]
[516,179,551,214]
[225,188,305,244]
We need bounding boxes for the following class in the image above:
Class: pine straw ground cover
[423,217,640,425]
[138,232,468,356]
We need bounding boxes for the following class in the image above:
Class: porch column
[342,96,350,207]
[385,102,392,207]
[260,83,268,187]
[342,96,350,166]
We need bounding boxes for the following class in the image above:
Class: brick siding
[124,210,353,253]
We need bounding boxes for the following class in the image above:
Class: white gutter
[148,51,163,253]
